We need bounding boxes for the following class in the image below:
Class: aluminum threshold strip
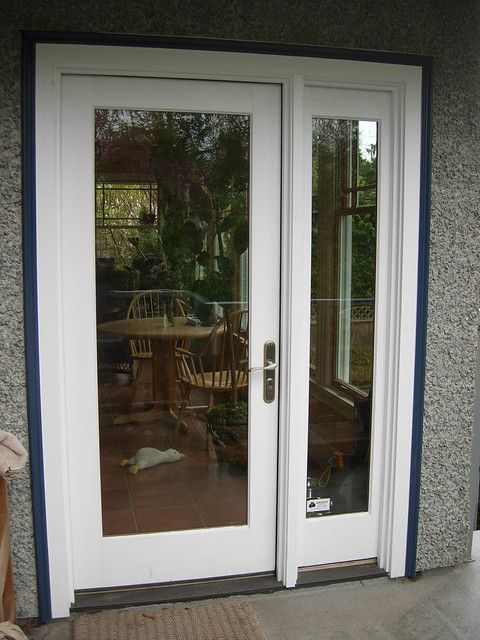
[73,563,385,611]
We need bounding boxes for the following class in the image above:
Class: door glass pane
[95,109,250,536]
[307,119,377,518]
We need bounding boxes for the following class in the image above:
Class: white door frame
[35,43,422,617]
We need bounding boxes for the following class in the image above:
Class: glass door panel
[95,109,250,536]
[60,75,280,590]
[308,118,377,519]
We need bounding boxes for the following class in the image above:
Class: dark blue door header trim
[22,30,432,67]
[21,31,431,620]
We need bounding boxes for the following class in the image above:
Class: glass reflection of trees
[95,110,250,312]
[311,119,377,392]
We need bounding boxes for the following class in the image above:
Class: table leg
[152,338,177,408]
[114,337,183,426]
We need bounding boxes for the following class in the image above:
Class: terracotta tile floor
[98,378,248,536]
[98,376,368,534]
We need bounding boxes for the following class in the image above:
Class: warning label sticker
[306,497,331,514]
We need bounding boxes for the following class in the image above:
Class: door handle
[248,341,276,403]
[248,360,278,373]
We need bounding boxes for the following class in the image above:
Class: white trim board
[35,43,422,617]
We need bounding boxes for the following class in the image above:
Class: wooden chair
[175,309,249,410]
[127,291,188,359]
[96,267,140,379]
[126,291,188,404]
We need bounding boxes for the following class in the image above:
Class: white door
[60,75,281,590]
[300,86,393,567]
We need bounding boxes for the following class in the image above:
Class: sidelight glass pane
[95,109,250,536]
[307,118,377,518]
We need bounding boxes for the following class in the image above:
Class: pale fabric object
[0,431,28,478]
[74,602,267,640]
[120,448,185,474]
[0,622,28,639]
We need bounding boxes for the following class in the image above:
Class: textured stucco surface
[0,0,478,617]
[416,4,480,570]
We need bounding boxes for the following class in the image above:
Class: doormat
[73,602,268,640]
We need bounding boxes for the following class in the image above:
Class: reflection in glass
[95,110,250,536]
[307,119,377,518]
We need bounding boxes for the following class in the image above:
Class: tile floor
[98,374,369,535]
[98,379,248,536]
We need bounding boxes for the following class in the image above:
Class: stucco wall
[0,0,478,617]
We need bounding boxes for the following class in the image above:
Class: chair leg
[178,381,191,411]
[174,417,188,436]
[205,419,212,452]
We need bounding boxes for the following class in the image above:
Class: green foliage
[95,110,250,299]
[191,272,232,316]
[233,218,249,255]
[349,343,373,389]
[351,213,376,299]
[205,400,248,426]
[310,118,377,301]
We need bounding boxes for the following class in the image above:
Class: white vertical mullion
[276,74,310,587]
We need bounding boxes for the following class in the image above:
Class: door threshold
[298,558,385,586]
[73,562,385,611]
[73,572,282,611]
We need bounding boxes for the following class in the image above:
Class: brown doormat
[73,602,268,640]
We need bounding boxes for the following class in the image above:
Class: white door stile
[300,85,392,568]
[35,44,423,617]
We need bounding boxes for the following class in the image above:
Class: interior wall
[0,0,478,617]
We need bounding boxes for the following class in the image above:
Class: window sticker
[306,497,331,514]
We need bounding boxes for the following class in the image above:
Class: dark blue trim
[21,31,431,618]
[21,33,52,623]
[405,58,433,577]
[22,30,432,67]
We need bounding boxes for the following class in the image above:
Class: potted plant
[205,400,248,469]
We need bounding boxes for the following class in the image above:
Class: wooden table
[97,318,214,425]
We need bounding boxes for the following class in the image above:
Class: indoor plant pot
[205,401,248,468]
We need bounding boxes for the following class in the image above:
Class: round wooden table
[97,318,214,424]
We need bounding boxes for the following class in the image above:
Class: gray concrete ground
[29,532,480,639]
